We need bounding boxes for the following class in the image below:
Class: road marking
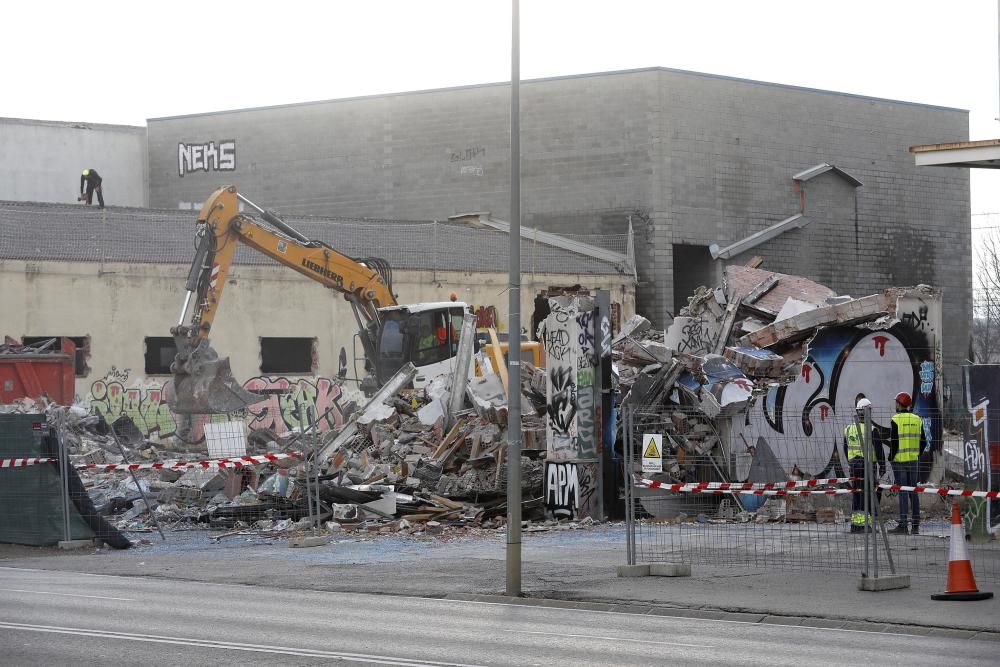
[501,628,712,648]
[0,588,134,602]
[0,568,946,641]
[443,598,933,638]
[0,621,486,667]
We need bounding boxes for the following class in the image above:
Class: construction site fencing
[622,403,1000,586]
[0,409,336,548]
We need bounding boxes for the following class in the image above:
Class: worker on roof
[887,391,927,535]
[844,396,885,534]
[79,169,104,208]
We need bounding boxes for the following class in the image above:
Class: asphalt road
[0,567,994,666]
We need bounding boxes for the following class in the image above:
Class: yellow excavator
[164,185,468,414]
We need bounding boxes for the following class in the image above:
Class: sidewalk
[0,524,996,639]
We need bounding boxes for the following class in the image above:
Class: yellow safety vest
[891,412,923,462]
[844,423,874,460]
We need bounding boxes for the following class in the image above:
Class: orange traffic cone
[931,503,993,601]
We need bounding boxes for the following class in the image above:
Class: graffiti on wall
[677,316,714,355]
[87,369,352,442]
[575,309,598,460]
[178,140,236,177]
[963,365,1000,535]
[450,146,485,162]
[544,461,600,520]
[731,320,941,484]
[543,296,598,462]
[576,461,600,519]
[544,305,577,460]
[545,461,579,518]
[242,376,352,434]
[89,370,178,438]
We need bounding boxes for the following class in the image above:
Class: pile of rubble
[1,340,551,541]
[613,262,936,491]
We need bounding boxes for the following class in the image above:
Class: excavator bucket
[163,337,265,414]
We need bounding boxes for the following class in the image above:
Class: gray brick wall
[147,67,970,381]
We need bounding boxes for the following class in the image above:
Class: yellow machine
[165,186,467,413]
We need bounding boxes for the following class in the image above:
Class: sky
[5,0,1000,219]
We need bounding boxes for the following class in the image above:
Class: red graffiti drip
[801,365,812,382]
[820,405,829,420]
[873,335,888,357]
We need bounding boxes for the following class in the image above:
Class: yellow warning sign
[642,433,663,473]
[643,437,661,459]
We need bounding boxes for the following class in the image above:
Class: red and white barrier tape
[0,457,57,468]
[878,483,1000,499]
[674,477,855,491]
[78,451,303,471]
[635,477,856,496]
[1,452,302,471]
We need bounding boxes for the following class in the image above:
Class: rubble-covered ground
[1,265,953,549]
[1,348,552,546]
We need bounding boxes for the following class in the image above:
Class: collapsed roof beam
[448,212,633,271]
[710,214,807,260]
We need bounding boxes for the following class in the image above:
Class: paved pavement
[0,568,995,665]
[0,524,997,640]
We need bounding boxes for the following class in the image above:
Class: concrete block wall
[145,67,971,380]
[659,71,970,378]
[149,71,659,223]
[0,118,148,206]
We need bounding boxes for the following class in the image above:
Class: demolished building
[616,264,943,517]
[0,255,947,543]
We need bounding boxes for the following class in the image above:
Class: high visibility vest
[891,412,923,462]
[844,423,874,460]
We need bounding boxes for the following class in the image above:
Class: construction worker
[79,169,104,208]
[888,391,927,535]
[844,398,885,533]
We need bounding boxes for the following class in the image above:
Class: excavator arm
[165,185,397,414]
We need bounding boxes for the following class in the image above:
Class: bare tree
[973,230,1000,363]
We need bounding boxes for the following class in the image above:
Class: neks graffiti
[178,140,236,177]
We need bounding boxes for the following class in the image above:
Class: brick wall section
[147,67,970,380]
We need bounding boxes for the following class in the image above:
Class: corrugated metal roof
[0,200,629,276]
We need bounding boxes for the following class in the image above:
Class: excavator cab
[374,303,468,388]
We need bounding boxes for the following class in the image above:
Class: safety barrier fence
[0,411,330,547]
[622,403,1000,585]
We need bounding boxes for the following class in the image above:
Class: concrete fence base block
[288,536,328,548]
[58,539,95,550]
[858,574,911,591]
[616,564,650,577]
[650,563,692,577]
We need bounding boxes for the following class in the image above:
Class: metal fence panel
[623,403,1000,585]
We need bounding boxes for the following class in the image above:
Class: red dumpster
[0,337,77,404]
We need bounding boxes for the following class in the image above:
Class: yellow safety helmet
[82,169,89,176]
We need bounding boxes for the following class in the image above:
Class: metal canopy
[792,163,864,187]
[910,139,1000,169]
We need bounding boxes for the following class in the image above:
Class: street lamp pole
[505,0,523,597]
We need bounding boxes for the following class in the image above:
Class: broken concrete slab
[176,469,225,493]
[774,297,820,323]
[738,293,894,348]
[724,346,785,378]
[612,314,652,346]
[725,266,838,315]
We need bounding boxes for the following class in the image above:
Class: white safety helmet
[855,398,872,411]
